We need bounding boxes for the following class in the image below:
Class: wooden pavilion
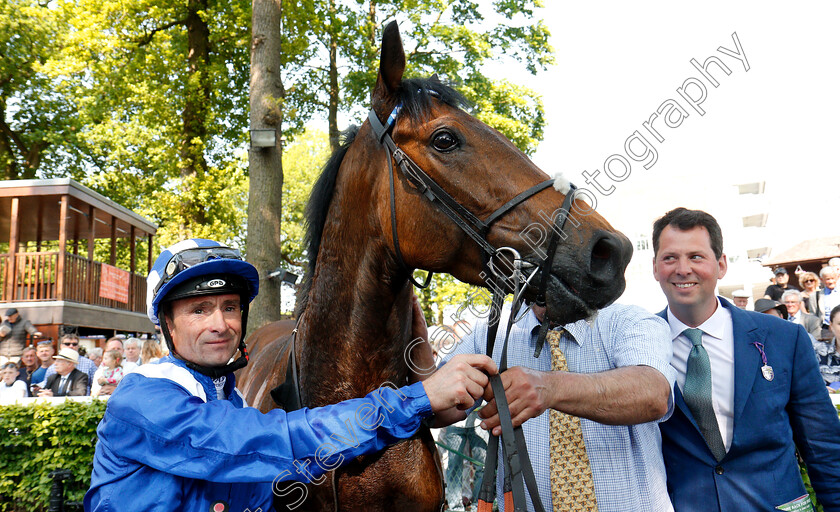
[763,236,840,278]
[0,179,157,342]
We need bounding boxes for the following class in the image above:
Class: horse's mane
[294,77,468,317]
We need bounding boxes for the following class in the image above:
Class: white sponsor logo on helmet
[207,279,226,288]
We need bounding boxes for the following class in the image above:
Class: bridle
[367,100,576,291]
[368,94,581,512]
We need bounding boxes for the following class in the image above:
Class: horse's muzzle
[586,231,634,287]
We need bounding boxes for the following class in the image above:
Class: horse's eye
[432,131,458,152]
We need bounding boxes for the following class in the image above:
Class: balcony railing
[0,252,146,314]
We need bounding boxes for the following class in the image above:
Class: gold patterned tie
[546,329,599,511]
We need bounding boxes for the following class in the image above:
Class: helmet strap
[157,300,251,380]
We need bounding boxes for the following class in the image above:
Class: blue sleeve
[98,374,432,484]
[787,325,840,510]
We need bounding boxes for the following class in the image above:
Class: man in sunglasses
[40,333,97,394]
[85,238,497,512]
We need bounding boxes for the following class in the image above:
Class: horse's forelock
[398,77,469,120]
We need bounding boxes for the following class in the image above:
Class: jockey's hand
[422,354,497,416]
[478,366,556,436]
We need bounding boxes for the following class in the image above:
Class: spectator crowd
[727,261,840,392]
[0,329,167,402]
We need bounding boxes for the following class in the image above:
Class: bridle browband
[368,93,582,512]
[368,103,560,289]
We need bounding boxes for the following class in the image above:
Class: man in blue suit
[651,207,840,511]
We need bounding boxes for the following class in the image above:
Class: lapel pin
[752,341,774,381]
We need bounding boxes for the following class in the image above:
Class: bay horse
[237,21,633,511]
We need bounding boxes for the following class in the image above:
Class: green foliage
[275,130,494,319]
[0,400,106,511]
[414,271,493,327]
[0,0,88,179]
[465,76,546,155]
[3,0,551,266]
[323,0,554,155]
[4,0,253,251]
[279,128,331,273]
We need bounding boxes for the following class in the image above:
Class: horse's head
[356,21,633,325]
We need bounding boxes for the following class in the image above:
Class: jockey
[85,238,496,511]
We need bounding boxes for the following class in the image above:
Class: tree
[246,0,326,328]
[3,0,552,326]
[278,129,330,273]
[313,0,554,153]
[246,5,553,322]
[41,0,253,248]
[273,128,330,315]
[0,0,88,179]
[247,0,285,329]
[243,1,554,323]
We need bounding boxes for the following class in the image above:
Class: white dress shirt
[667,299,736,451]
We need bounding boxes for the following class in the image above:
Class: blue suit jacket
[658,298,840,511]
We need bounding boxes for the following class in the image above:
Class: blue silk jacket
[84,356,432,512]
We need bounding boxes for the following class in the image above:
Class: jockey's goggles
[154,247,244,296]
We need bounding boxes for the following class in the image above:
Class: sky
[315,3,840,315]
[528,1,840,245]
[516,1,840,310]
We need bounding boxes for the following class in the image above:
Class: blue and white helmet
[147,239,259,325]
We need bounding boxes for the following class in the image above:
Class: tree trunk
[247,0,285,331]
[180,0,211,233]
[368,1,376,46]
[0,100,44,180]
[327,0,339,153]
[0,113,18,179]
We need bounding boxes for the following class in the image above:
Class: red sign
[99,264,130,303]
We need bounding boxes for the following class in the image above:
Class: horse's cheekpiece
[209,501,228,512]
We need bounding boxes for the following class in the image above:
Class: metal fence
[434,410,491,511]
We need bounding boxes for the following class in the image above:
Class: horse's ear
[372,20,405,113]
[430,73,440,83]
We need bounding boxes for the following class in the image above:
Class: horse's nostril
[592,237,612,261]
[589,233,629,279]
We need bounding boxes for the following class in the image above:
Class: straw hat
[53,347,79,364]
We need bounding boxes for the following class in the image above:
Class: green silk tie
[682,328,726,462]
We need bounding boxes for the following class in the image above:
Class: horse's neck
[299,239,412,407]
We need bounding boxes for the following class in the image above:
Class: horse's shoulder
[237,319,297,409]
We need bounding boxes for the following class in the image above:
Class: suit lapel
[726,301,762,425]
[661,302,764,446]
[58,370,77,395]
[672,384,699,431]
